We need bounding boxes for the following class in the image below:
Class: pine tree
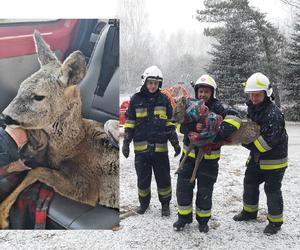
[285,13,300,100]
[207,15,260,104]
[284,13,300,120]
[196,0,285,106]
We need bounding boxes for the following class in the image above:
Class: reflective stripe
[243,203,258,213]
[176,123,181,132]
[138,187,150,197]
[204,150,220,160]
[196,208,211,218]
[256,80,267,87]
[178,204,193,215]
[154,106,167,119]
[182,145,196,158]
[183,145,220,160]
[134,141,148,151]
[223,115,242,129]
[124,120,135,128]
[158,186,172,196]
[136,108,147,117]
[166,121,175,127]
[155,143,168,153]
[267,214,283,223]
[260,158,288,170]
[254,136,272,153]
[154,106,166,116]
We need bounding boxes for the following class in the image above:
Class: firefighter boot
[263,223,281,235]
[161,203,170,217]
[233,210,257,221]
[198,224,209,233]
[173,219,192,231]
[136,205,149,215]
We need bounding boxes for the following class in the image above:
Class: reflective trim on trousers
[178,204,193,215]
[243,203,258,213]
[196,208,212,218]
[138,187,151,197]
[267,213,283,223]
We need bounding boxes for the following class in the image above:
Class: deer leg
[6,159,31,173]
[175,143,193,174]
[83,119,109,142]
[190,149,204,183]
[0,166,97,229]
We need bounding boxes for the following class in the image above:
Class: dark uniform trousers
[176,154,218,225]
[175,97,241,226]
[135,149,172,207]
[243,159,285,226]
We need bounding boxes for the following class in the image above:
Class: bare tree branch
[280,0,300,9]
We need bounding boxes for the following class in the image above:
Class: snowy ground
[0,124,299,249]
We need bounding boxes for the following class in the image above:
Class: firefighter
[173,74,242,233]
[122,66,181,216]
[233,72,288,235]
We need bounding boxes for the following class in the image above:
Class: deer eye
[33,95,46,101]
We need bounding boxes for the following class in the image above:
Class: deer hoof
[0,209,10,229]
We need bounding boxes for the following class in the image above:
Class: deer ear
[33,30,59,66]
[60,51,86,86]
[63,85,80,102]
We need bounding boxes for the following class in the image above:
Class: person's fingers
[5,127,28,147]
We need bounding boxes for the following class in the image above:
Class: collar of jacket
[139,85,160,99]
[246,97,271,113]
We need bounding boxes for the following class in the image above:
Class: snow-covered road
[116,123,300,249]
[0,124,299,249]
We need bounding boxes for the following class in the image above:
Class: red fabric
[0,167,54,229]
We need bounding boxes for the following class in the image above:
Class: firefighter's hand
[196,123,203,132]
[5,127,28,148]
[122,141,130,158]
[173,143,181,157]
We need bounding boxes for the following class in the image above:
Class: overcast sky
[0,0,294,29]
[146,0,295,34]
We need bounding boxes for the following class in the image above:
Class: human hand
[196,123,203,132]
[122,141,130,158]
[5,127,28,148]
[173,143,181,157]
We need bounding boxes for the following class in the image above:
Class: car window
[95,19,119,97]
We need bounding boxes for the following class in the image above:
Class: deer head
[2,31,86,129]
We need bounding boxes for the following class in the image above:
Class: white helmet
[141,65,163,88]
[194,74,217,98]
[244,72,273,97]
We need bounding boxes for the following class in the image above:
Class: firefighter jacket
[124,88,178,154]
[243,98,288,170]
[179,97,242,162]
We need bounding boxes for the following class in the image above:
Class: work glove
[172,142,181,157]
[122,141,130,158]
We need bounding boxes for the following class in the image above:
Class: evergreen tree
[207,15,260,104]
[285,13,300,100]
[283,13,300,120]
[196,0,285,106]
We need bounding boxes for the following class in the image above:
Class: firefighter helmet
[194,74,217,98]
[141,66,163,88]
[244,72,273,97]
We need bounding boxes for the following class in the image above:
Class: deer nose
[0,114,20,126]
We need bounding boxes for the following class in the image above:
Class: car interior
[0,19,119,229]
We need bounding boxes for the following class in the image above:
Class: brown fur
[0,31,119,229]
